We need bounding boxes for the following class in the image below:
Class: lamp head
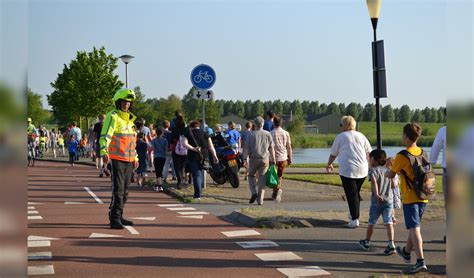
[119,54,134,64]
[366,0,382,30]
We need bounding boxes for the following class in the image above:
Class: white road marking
[28,241,50,248]
[28,236,58,241]
[28,210,39,214]
[28,202,42,205]
[236,240,279,249]
[157,204,184,207]
[28,251,52,260]
[178,215,203,219]
[166,207,196,211]
[28,265,55,275]
[28,215,43,220]
[89,233,123,238]
[255,252,303,261]
[221,230,261,238]
[277,266,331,277]
[177,211,209,215]
[84,187,104,204]
[131,217,156,221]
[28,206,35,209]
[124,225,139,235]
[64,201,87,204]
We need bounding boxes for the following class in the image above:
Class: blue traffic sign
[190,64,216,90]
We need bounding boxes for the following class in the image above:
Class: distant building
[307,113,342,134]
[219,114,248,132]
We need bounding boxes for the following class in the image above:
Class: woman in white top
[326,116,372,228]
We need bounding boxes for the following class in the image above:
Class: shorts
[276,161,287,178]
[403,202,427,229]
[368,201,393,225]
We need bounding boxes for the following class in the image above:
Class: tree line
[28,46,446,129]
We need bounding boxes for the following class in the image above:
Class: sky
[25,0,473,109]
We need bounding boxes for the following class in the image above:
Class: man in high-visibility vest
[100,88,139,229]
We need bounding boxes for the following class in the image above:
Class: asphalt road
[28,160,446,277]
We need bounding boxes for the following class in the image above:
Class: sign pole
[202,98,206,189]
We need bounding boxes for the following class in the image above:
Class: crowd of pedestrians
[28,87,446,274]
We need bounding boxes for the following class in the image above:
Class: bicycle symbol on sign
[193,71,214,84]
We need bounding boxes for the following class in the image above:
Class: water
[292,147,438,164]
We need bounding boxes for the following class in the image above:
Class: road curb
[224,210,258,227]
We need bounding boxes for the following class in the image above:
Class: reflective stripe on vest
[108,133,137,162]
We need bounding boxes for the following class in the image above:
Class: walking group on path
[28,88,446,275]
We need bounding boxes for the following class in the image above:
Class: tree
[338,103,346,115]
[156,94,182,123]
[319,103,327,114]
[327,102,340,114]
[233,100,245,118]
[437,107,446,123]
[272,100,283,116]
[422,107,432,122]
[223,100,234,116]
[381,105,395,122]
[310,101,320,115]
[362,103,376,122]
[291,100,304,119]
[244,100,253,119]
[398,105,412,122]
[48,47,123,126]
[27,88,50,125]
[181,87,219,127]
[252,100,264,118]
[345,102,362,120]
[412,109,424,123]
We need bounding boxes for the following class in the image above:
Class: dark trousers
[172,152,187,185]
[68,152,76,164]
[340,175,366,220]
[153,157,166,179]
[109,159,133,223]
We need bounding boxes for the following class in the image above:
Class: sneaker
[158,186,164,192]
[104,169,111,177]
[383,245,396,255]
[409,260,428,274]
[275,189,283,203]
[99,173,104,178]
[358,239,370,250]
[347,219,359,228]
[396,246,411,263]
[153,186,159,192]
[249,194,258,204]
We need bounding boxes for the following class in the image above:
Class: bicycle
[193,71,214,83]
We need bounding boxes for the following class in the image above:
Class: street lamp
[366,0,387,150]
[119,54,134,88]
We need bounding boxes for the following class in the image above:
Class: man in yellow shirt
[386,123,428,274]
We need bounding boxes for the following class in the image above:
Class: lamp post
[366,0,387,150]
[119,54,134,88]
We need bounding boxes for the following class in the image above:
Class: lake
[292,147,439,164]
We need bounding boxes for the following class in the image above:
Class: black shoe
[121,218,134,226]
[409,260,428,273]
[358,239,370,250]
[249,194,258,204]
[396,246,411,263]
[383,244,396,255]
[104,169,111,177]
[99,173,104,178]
[271,190,278,200]
[110,222,124,229]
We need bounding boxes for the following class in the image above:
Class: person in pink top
[270,116,292,202]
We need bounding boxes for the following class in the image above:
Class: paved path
[27,161,332,277]
[28,160,446,277]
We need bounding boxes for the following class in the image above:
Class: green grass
[291,122,444,148]
[284,173,443,193]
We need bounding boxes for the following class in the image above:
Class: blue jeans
[188,160,203,198]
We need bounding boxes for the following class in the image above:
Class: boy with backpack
[385,123,436,274]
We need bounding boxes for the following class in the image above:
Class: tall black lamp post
[119,54,134,88]
[366,0,387,150]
